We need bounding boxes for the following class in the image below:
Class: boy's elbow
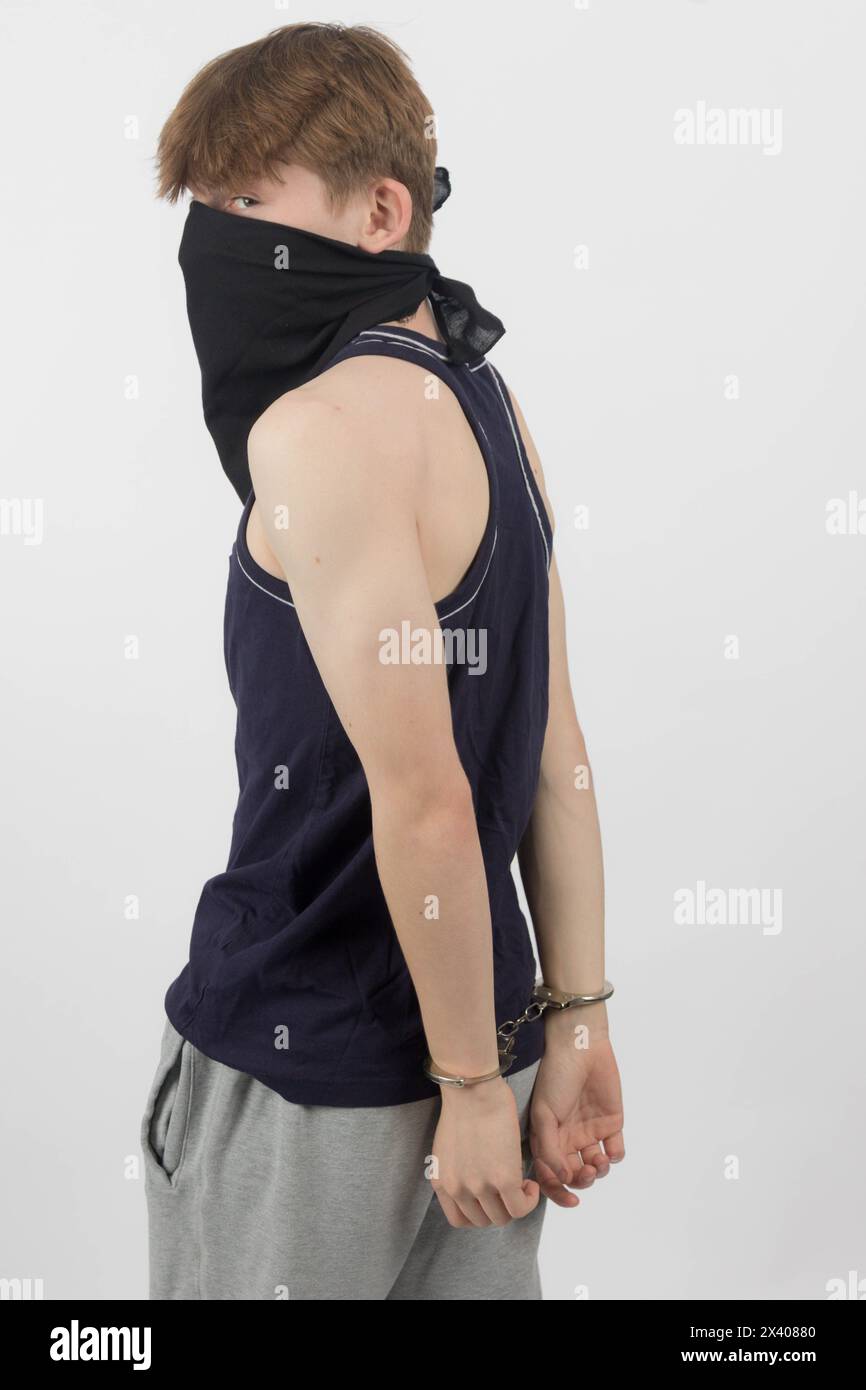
[369,758,476,838]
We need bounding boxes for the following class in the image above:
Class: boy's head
[156,22,437,254]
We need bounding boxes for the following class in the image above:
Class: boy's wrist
[544,998,609,1041]
[423,1039,504,1086]
[438,1074,511,1108]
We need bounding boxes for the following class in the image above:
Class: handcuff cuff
[422,978,614,1088]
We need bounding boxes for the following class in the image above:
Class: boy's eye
[228,195,259,211]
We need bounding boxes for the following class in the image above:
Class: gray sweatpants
[142,1015,546,1300]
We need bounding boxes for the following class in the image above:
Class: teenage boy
[141,21,625,1302]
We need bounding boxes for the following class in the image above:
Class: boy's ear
[358,178,414,252]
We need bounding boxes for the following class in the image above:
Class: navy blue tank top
[165,323,552,1106]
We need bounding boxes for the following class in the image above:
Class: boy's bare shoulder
[248,351,425,456]
[247,351,427,509]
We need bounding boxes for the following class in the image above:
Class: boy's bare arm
[519,554,606,1000]
[248,381,499,1077]
[508,390,606,1000]
[509,389,623,1203]
[247,376,542,1227]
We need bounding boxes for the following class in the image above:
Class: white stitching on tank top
[234,550,296,608]
[484,363,551,572]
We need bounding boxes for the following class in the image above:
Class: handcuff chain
[425,980,612,1087]
[496,997,549,1057]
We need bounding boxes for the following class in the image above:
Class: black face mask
[178,168,505,503]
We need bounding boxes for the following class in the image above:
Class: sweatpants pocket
[140,1017,195,1192]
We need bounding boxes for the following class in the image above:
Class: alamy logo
[674,102,783,156]
[674,880,783,935]
[49,1320,151,1371]
[0,1276,44,1299]
[379,621,487,675]
[826,492,866,535]
[0,497,44,545]
[825,1269,866,1300]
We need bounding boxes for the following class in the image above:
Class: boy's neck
[383,297,445,346]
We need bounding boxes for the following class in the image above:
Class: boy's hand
[430,1077,541,1228]
[529,1005,625,1207]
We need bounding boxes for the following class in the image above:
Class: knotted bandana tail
[178,167,504,502]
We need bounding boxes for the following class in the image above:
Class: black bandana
[178,167,505,503]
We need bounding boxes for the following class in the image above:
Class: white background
[1,0,864,1300]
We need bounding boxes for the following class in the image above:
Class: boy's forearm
[370,776,500,1077]
[518,729,605,995]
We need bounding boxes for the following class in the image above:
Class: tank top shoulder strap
[326,321,498,491]
[326,322,499,466]
[327,323,464,386]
